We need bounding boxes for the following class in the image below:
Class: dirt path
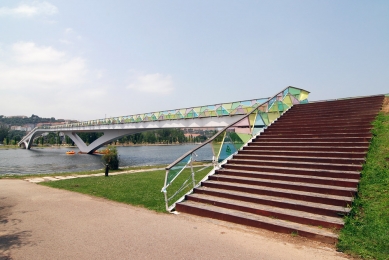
[0,179,348,260]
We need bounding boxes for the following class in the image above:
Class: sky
[0,1,388,121]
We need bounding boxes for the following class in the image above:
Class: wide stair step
[238,150,366,159]
[185,193,344,228]
[216,168,359,187]
[175,94,385,244]
[208,175,357,196]
[223,164,361,179]
[176,201,339,244]
[227,158,362,171]
[202,181,353,207]
[232,154,365,164]
[194,187,350,217]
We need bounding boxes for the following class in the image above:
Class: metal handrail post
[190,153,195,188]
[163,169,169,211]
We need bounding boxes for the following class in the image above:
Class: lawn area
[337,111,389,259]
[40,164,211,213]
[41,169,168,212]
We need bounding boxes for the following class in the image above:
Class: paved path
[0,179,348,260]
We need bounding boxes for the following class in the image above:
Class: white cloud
[127,72,174,94]
[0,41,112,120]
[59,28,83,45]
[0,1,58,17]
[0,42,87,89]
[12,42,65,63]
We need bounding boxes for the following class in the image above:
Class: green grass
[337,112,389,259]
[0,145,20,149]
[41,169,168,212]
[39,163,212,213]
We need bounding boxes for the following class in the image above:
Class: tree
[0,125,8,144]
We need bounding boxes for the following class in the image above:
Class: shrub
[101,146,119,170]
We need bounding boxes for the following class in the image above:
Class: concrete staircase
[175,95,385,244]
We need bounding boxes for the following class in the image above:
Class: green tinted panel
[227,132,244,150]
[268,97,276,110]
[235,133,251,145]
[231,102,241,110]
[166,155,191,186]
[211,131,226,159]
[268,111,280,123]
[218,134,237,162]
[289,87,301,95]
[259,112,269,125]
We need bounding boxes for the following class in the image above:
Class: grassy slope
[337,112,389,259]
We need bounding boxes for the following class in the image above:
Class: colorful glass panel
[290,95,300,104]
[289,87,301,95]
[299,90,309,101]
[229,131,247,151]
[211,131,226,160]
[259,112,269,125]
[218,133,237,162]
[283,95,293,107]
[267,111,280,124]
[252,114,265,135]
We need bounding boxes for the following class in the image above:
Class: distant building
[5,115,28,118]
[24,124,35,131]
[10,126,27,131]
[36,123,52,127]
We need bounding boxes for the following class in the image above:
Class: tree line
[0,114,64,126]
[4,129,207,146]
[74,129,207,145]
[0,125,26,145]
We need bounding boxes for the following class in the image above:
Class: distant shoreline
[0,142,203,150]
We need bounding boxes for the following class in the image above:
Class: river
[0,144,212,175]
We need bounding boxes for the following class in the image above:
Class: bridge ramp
[175,94,385,244]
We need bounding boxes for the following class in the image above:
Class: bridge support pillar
[63,129,149,154]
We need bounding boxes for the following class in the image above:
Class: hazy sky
[1,1,388,120]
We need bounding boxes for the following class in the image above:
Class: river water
[0,144,212,175]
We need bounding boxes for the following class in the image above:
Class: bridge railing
[161,86,310,212]
[36,96,275,130]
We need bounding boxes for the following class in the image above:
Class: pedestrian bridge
[19,86,309,154]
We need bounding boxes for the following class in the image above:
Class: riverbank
[0,142,204,150]
[0,144,20,149]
